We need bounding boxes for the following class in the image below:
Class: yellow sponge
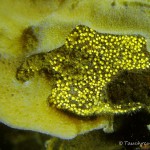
[0,0,150,139]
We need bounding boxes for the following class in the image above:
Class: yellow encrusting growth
[17,25,150,117]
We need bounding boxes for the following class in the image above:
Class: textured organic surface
[0,0,150,140]
[17,25,150,116]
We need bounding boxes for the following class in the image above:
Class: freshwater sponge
[16,25,150,117]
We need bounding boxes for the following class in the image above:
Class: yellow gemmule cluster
[17,25,150,117]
